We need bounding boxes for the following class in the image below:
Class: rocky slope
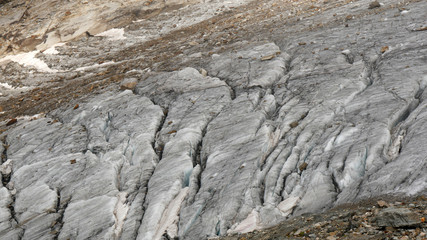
[222,196,427,240]
[0,0,426,239]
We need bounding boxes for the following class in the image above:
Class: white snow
[0,82,15,89]
[153,187,189,239]
[113,192,129,237]
[341,49,351,55]
[229,210,261,234]
[43,43,66,55]
[75,61,116,71]
[0,51,58,73]
[0,82,30,91]
[2,113,46,124]
[277,196,300,216]
[96,28,126,40]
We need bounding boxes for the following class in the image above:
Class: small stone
[200,68,208,77]
[294,229,305,236]
[189,41,199,46]
[377,200,389,208]
[326,236,336,240]
[368,1,381,9]
[341,49,354,64]
[0,161,12,175]
[299,162,308,171]
[341,49,351,55]
[314,222,327,228]
[6,118,17,126]
[6,182,14,190]
[120,78,138,90]
[414,26,427,32]
[261,54,275,61]
[290,121,299,128]
[381,46,389,53]
[376,207,421,228]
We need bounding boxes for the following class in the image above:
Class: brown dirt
[221,195,427,240]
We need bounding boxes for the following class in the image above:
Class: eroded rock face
[0,0,427,239]
[376,207,422,228]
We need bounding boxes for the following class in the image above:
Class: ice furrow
[51,191,69,240]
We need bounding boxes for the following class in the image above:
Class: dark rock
[380,46,389,54]
[299,162,308,171]
[6,118,17,126]
[376,207,421,228]
[368,1,381,9]
[289,121,298,128]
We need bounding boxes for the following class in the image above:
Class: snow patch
[43,43,66,55]
[0,82,30,92]
[75,61,116,71]
[17,113,45,121]
[113,192,129,238]
[0,51,58,73]
[96,28,126,40]
[0,113,45,124]
[229,210,261,234]
[277,196,300,216]
[154,187,189,239]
